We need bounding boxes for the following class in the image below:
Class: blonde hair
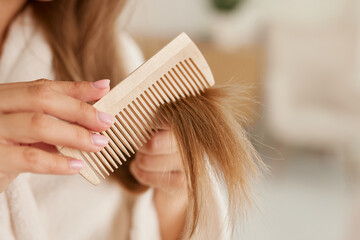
[29,1,262,238]
[30,0,126,87]
[161,84,262,238]
[114,84,262,238]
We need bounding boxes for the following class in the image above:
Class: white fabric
[0,7,229,240]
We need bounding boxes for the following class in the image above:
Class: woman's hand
[0,79,114,192]
[130,125,186,194]
[130,126,188,240]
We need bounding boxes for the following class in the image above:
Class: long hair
[30,0,126,87]
[160,84,262,238]
[29,1,262,238]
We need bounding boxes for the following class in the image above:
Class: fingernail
[97,111,116,126]
[92,79,110,89]
[69,159,84,170]
[91,133,108,147]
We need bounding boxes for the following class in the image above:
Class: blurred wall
[124,0,356,40]
[121,1,360,239]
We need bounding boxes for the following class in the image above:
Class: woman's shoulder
[117,32,145,76]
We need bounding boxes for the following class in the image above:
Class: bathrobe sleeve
[128,175,232,240]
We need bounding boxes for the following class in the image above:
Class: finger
[16,143,59,154]
[130,161,185,191]
[0,112,108,152]
[46,79,111,102]
[0,81,34,90]
[0,145,83,175]
[0,80,49,90]
[134,152,183,172]
[138,130,178,155]
[5,142,59,154]
[0,83,114,132]
[0,79,110,102]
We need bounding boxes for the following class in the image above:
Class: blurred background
[121,0,360,239]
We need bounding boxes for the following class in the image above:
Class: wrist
[154,187,188,212]
[154,188,188,240]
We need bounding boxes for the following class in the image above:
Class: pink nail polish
[91,133,108,147]
[97,111,116,126]
[92,79,110,89]
[69,159,84,170]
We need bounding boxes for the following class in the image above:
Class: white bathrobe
[0,8,229,240]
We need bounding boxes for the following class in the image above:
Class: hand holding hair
[130,124,187,240]
[130,124,185,193]
[0,78,114,192]
[117,84,263,239]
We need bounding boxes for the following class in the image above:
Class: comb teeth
[78,59,211,179]
[59,33,215,185]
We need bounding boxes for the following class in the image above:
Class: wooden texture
[59,33,215,185]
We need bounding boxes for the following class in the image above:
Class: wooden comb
[59,33,214,185]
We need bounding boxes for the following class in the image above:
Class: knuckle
[137,154,151,169]
[69,81,89,96]
[137,170,147,183]
[133,164,146,182]
[73,81,86,89]
[65,81,81,92]
[29,83,52,101]
[34,78,51,85]
[50,156,67,173]
[30,113,49,131]
[74,101,97,126]
[77,101,92,118]
[23,147,41,165]
[174,173,186,188]
[146,136,160,152]
[74,127,91,144]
